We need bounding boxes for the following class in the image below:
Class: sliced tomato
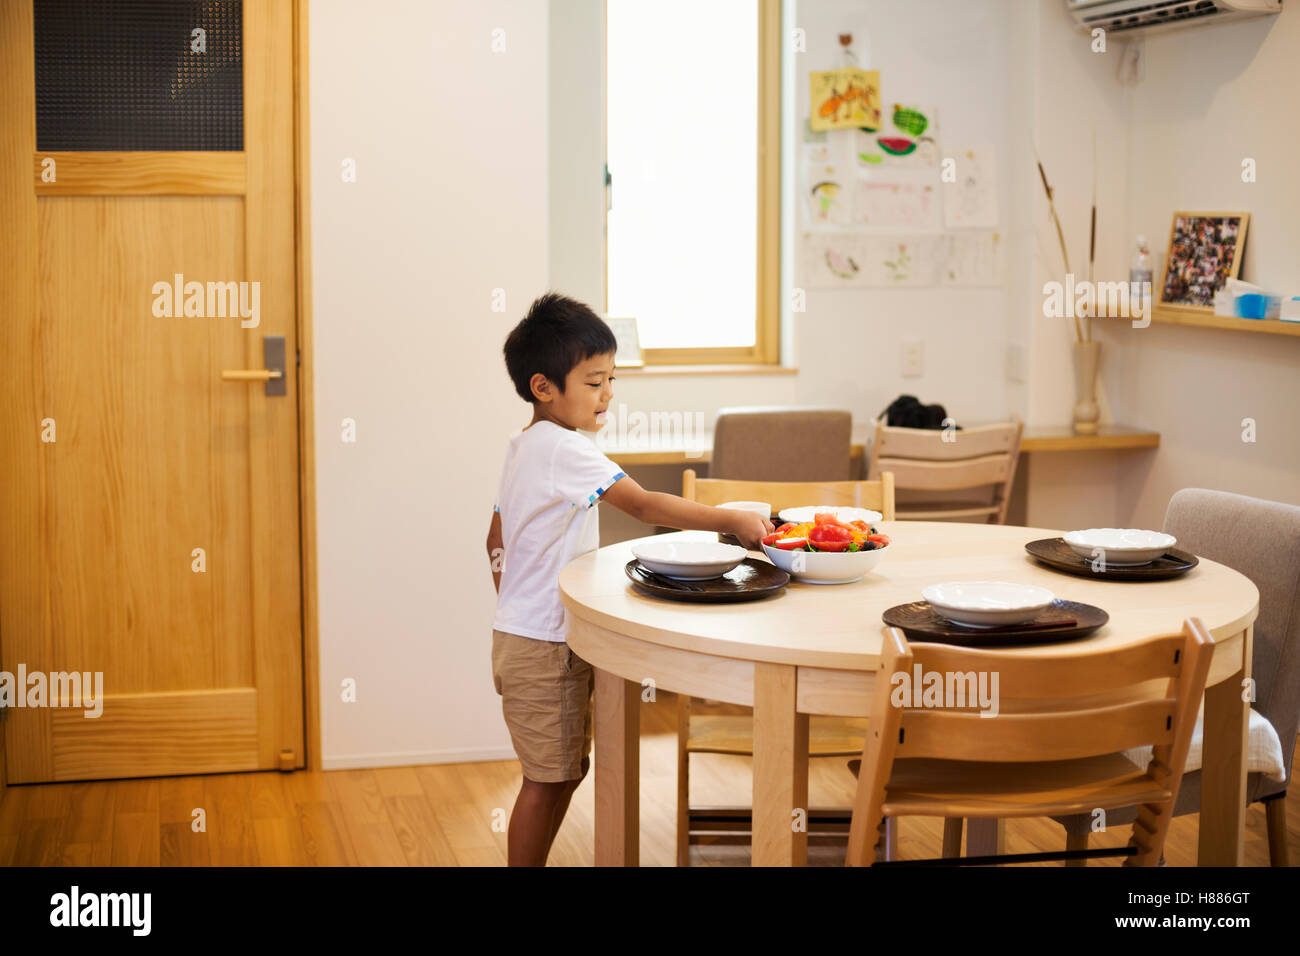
[773,522,795,535]
[814,511,854,530]
[849,519,870,533]
[761,532,783,547]
[773,536,807,551]
[808,523,852,552]
[867,533,891,547]
[811,538,850,552]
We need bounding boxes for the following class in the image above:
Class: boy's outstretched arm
[601,475,773,549]
[486,510,504,593]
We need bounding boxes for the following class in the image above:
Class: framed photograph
[1159,211,1250,312]
[605,316,644,368]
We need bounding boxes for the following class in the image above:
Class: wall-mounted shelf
[1099,306,1300,337]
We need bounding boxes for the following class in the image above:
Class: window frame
[602,0,781,366]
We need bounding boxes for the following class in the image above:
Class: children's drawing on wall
[809,67,881,132]
[941,231,1002,286]
[806,166,850,225]
[856,104,938,169]
[801,232,942,287]
[943,145,998,228]
[876,236,940,286]
[801,119,832,163]
[853,181,939,231]
[800,232,864,286]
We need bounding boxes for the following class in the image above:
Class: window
[34,0,243,151]
[604,0,780,365]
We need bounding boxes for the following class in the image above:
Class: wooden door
[0,0,305,783]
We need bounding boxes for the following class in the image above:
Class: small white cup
[718,500,772,520]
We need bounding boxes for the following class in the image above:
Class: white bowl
[777,505,883,526]
[1062,528,1177,566]
[718,500,772,519]
[922,581,1056,628]
[631,539,747,579]
[761,541,889,585]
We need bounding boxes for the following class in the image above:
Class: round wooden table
[559,522,1260,867]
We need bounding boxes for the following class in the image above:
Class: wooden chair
[675,469,895,865]
[1053,488,1300,866]
[866,417,1022,523]
[846,621,1214,866]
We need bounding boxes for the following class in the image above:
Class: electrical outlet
[1006,344,1025,383]
[901,341,923,378]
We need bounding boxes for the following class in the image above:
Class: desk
[596,424,1159,467]
[560,523,1257,866]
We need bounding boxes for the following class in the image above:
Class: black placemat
[1025,537,1198,581]
[881,599,1108,647]
[625,558,788,603]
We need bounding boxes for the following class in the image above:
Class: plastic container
[1237,293,1268,319]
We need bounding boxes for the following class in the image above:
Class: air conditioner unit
[1067,0,1281,37]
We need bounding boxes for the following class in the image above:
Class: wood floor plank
[0,693,1294,867]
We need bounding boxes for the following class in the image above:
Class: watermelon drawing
[877,137,916,156]
[825,248,859,279]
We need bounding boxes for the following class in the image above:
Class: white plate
[1062,528,1176,566]
[761,541,888,585]
[630,539,747,580]
[777,505,883,526]
[922,581,1055,627]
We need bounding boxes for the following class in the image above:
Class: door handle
[220,335,286,396]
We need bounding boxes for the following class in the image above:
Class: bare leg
[508,778,570,866]
[545,756,590,854]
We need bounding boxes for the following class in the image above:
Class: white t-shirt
[492,420,626,642]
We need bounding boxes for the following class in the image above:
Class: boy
[487,292,773,866]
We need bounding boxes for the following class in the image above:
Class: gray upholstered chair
[1053,488,1300,865]
[710,407,852,481]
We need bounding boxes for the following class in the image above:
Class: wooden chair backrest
[847,620,1215,865]
[682,469,895,521]
[867,418,1023,523]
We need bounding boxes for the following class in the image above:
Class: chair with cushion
[866,416,1022,523]
[1052,488,1300,866]
[847,621,1214,866]
[675,469,894,865]
[710,407,853,481]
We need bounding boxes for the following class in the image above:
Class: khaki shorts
[491,629,594,783]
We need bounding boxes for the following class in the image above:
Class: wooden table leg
[752,662,808,866]
[593,666,638,866]
[966,818,1004,861]
[1198,626,1251,866]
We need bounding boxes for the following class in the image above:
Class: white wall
[1026,1,1300,529]
[1108,8,1300,526]
[311,0,547,767]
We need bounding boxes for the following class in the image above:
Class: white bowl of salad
[760,512,890,585]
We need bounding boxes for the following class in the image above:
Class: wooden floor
[1,692,1295,866]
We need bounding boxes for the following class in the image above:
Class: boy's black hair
[503,292,618,403]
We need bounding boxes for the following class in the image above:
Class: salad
[761,512,891,553]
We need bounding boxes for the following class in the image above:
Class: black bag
[878,395,957,430]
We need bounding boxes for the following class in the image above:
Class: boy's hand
[727,511,774,551]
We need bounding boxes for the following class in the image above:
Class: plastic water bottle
[1130,235,1153,313]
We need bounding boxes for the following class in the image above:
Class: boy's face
[532,351,616,431]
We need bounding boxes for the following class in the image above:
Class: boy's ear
[529,372,555,403]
